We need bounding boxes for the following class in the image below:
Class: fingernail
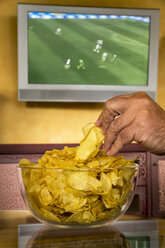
[103,144,108,153]
[107,150,112,156]
[107,150,117,156]
[95,120,100,126]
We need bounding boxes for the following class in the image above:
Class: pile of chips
[19,123,137,224]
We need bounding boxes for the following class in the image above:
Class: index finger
[96,107,118,134]
[96,95,131,134]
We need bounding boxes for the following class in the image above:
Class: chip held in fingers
[74,123,105,162]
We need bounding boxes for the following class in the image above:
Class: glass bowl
[17,164,138,228]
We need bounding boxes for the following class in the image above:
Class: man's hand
[96,92,165,156]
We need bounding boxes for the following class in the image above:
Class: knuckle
[104,99,112,110]
[102,114,111,126]
[110,117,122,133]
[110,120,118,132]
[104,98,118,111]
[117,131,129,145]
[134,91,148,99]
[134,91,151,106]
[118,131,126,141]
[117,128,133,145]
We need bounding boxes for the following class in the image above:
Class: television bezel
[17,4,160,102]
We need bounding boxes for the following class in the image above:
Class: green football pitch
[28,18,149,85]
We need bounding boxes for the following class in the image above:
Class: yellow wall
[0,0,165,144]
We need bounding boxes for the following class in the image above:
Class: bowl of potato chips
[17,123,138,228]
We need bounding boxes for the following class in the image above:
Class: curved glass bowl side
[17,164,139,228]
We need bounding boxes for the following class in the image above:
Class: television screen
[18,5,160,102]
[28,12,150,86]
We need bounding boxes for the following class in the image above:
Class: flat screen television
[17,4,160,102]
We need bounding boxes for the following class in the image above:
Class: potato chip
[60,188,87,212]
[39,208,60,222]
[83,210,95,222]
[82,122,95,136]
[87,175,102,191]
[100,172,112,194]
[67,171,88,190]
[39,188,53,206]
[74,124,104,162]
[108,171,119,186]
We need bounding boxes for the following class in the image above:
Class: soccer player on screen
[93,40,103,53]
[64,59,71,69]
[77,59,85,70]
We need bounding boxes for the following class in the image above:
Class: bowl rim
[17,163,138,172]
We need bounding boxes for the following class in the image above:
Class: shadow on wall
[0,94,9,142]
[159,35,165,61]
[157,35,165,92]
[26,101,104,110]
[9,16,17,89]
